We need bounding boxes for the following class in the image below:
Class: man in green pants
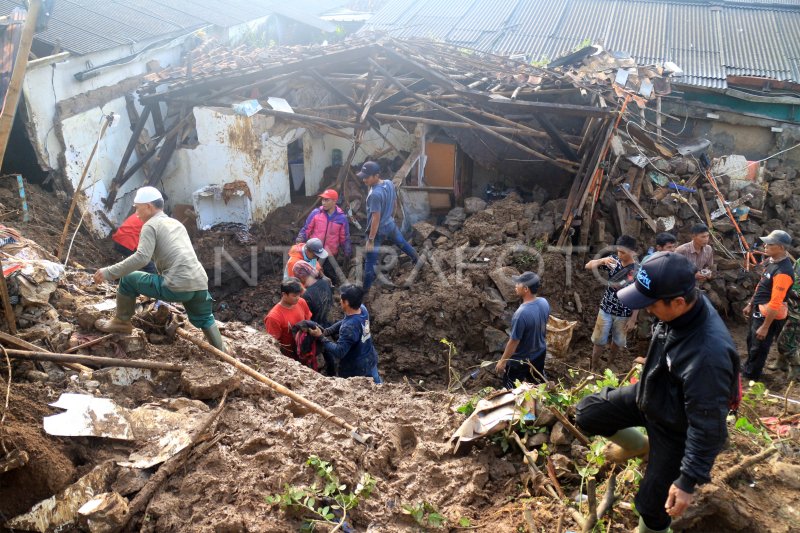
[92,186,226,352]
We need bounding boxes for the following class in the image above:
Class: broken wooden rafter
[306,68,396,152]
[113,103,153,189]
[259,108,359,130]
[535,114,580,161]
[373,112,553,138]
[6,349,184,372]
[104,112,195,208]
[620,185,658,232]
[368,58,577,173]
[0,330,91,374]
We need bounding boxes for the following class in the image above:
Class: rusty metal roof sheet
[361,0,800,88]
[0,0,344,56]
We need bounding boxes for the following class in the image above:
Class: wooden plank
[373,112,549,137]
[0,330,91,373]
[111,103,152,185]
[698,191,713,228]
[535,113,580,161]
[368,58,577,173]
[0,256,16,334]
[0,0,40,169]
[620,186,658,232]
[6,349,185,372]
[151,101,165,136]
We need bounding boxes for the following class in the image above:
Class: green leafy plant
[455,387,494,417]
[266,455,376,531]
[402,501,447,529]
[530,55,550,68]
[742,381,769,407]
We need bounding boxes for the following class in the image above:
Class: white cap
[133,186,163,204]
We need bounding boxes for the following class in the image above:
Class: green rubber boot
[638,516,670,533]
[94,293,136,334]
[603,427,649,463]
[202,324,228,353]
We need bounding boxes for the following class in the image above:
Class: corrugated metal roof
[0,0,343,55]
[605,1,668,64]
[492,0,568,59]
[723,7,792,79]
[359,0,800,88]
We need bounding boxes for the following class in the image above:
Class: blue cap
[356,161,381,179]
[617,252,695,309]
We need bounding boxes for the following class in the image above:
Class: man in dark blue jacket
[311,284,381,383]
[576,252,739,533]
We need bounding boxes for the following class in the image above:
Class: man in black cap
[743,229,794,381]
[495,271,550,388]
[575,252,739,533]
[357,161,419,291]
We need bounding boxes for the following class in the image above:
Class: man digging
[92,186,226,352]
[576,252,739,533]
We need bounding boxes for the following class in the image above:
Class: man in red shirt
[264,277,311,359]
[112,213,156,274]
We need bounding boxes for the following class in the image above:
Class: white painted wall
[162,106,299,225]
[22,37,187,172]
[302,125,415,193]
[59,100,149,236]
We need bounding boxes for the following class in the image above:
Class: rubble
[1,33,800,533]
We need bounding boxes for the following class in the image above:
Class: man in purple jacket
[297,189,351,284]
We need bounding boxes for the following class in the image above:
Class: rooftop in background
[359,0,800,89]
[0,0,347,56]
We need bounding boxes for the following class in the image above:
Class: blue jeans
[369,364,383,384]
[363,223,418,291]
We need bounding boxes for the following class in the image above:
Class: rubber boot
[603,427,649,463]
[638,516,670,533]
[94,294,136,334]
[767,354,789,372]
[202,324,227,353]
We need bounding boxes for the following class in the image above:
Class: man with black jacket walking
[576,252,739,533]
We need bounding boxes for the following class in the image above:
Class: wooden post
[56,114,112,260]
[0,0,41,333]
[0,256,16,334]
[0,0,41,168]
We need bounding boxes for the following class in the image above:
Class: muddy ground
[1,183,799,532]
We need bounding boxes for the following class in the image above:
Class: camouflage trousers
[775,316,800,379]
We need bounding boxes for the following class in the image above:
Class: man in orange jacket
[742,230,795,380]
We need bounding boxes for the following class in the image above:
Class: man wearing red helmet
[297,188,351,284]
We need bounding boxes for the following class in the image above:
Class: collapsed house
[0,0,349,234]
[110,35,799,320]
[1,21,800,533]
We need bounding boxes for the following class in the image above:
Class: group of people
[92,184,795,533]
[499,223,797,533]
[264,161,419,383]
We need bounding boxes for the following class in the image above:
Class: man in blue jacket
[575,252,739,533]
[311,284,381,384]
[357,161,419,291]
